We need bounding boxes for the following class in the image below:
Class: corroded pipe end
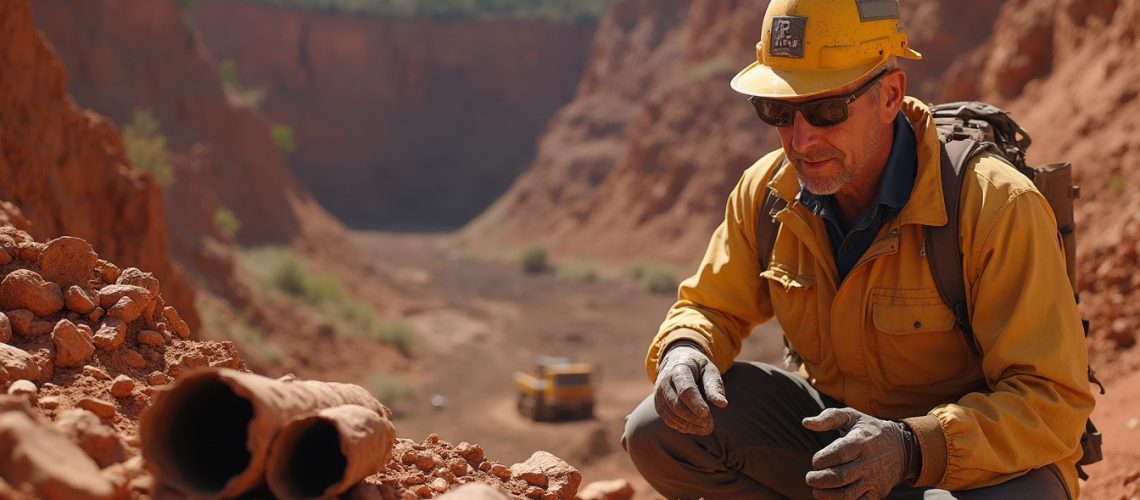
[266,404,396,498]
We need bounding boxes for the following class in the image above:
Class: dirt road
[349,230,785,497]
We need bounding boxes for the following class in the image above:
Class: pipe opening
[277,419,346,497]
[160,378,254,492]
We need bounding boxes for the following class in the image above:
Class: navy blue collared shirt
[798,113,917,283]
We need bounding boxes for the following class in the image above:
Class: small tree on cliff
[123,109,174,189]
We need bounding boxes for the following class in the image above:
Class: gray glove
[802,407,918,499]
[653,341,728,435]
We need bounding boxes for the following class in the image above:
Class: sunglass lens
[803,98,848,127]
[753,99,796,127]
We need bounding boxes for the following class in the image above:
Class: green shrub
[123,109,174,189]
[366,373,415,409]
[218,59,265,108]
[270,252,308,297]
[645,268,679,294]
[240,247,417,356]
[557,261,599,284]
[270,124,296,153]
[630,260,679,294]
[199,300,284,365]
[371,319,416,357]
[520,245,549,274]
[213,206,241,239]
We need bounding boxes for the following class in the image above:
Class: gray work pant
[621,362,1070,499]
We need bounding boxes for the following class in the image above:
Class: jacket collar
[767,97,948,228]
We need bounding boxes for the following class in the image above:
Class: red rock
[429,477,449,493]
[98,284,150,309]
[110,375,135,397]
[7,379,36,398]
[7,309,33,338]
[88,307,104,322]
[53,409,127,468]
[15,241,44,262]
[97,260,121,285]
[136,329,164,346]
[81,365,109,380]
[456,441,484,463]
[107,296,145,323]
[0,410,115,499]
[52,319,95,368]
[40,237,97,288]
[28,320,54,338]
[65,286,97,314]
[93,317,126,350]
[0,270,65,317]
[122,350,146,369]
[76,397,117,419]
[511,452,580,500]
[145,371,169,386]
[0,311,10,343]
[0,344,40,385]
[490,463,511,480]
[577,479,635,500]
[116,268,160,297]
[163,306,191,339]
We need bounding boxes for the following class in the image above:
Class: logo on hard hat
[769,16,807,59]
[855,0,900,21]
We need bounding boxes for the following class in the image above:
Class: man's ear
[881,69,907,121]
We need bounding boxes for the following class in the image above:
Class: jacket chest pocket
[871,289,975,388]
[761,264,822,364]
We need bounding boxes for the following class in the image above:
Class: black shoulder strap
[926,139,997,355]
[756,158,789,271]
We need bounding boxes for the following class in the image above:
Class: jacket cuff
[647,329,712,380]
[903,415,948,487]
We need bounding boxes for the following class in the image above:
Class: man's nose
[789,112,823,153]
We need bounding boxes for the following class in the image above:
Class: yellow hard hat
[731,0,922,99]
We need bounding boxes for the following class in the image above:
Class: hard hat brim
[730,47,922,99]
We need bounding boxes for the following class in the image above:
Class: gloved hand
[653,341,728,435]
[802,408,916,499]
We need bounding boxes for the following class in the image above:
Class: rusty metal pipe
[139,368,391,498]
[266,404,395,498]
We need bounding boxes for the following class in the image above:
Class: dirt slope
[29,0,346,248]
[0,0,197,332]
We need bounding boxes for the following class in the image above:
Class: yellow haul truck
[514,357,595,421]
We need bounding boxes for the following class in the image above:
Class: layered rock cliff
[189,0,597,230]
[0,0,197,331]
[463,0,1002,265]
[29,0,345,248]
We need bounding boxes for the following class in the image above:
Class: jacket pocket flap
[873,302,956,334]
[760,264,815,292]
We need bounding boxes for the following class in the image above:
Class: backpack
[754,101,1104,477]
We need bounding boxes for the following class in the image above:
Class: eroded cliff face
[463,0,1001,265]
[188,0,597,230]
[0,0,198,330]
[29,0,345,248]
[940,0,1140,368]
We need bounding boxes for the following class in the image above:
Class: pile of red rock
[355,435,582,499]
[0,228,243,498]
[0,228,621,500]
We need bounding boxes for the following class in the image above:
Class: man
[621,1,1095,499]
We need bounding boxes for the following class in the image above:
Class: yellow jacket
[645,98,1095,495]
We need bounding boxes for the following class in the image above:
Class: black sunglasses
[748,70,889,128]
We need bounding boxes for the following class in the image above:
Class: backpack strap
[926,139,998,356]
